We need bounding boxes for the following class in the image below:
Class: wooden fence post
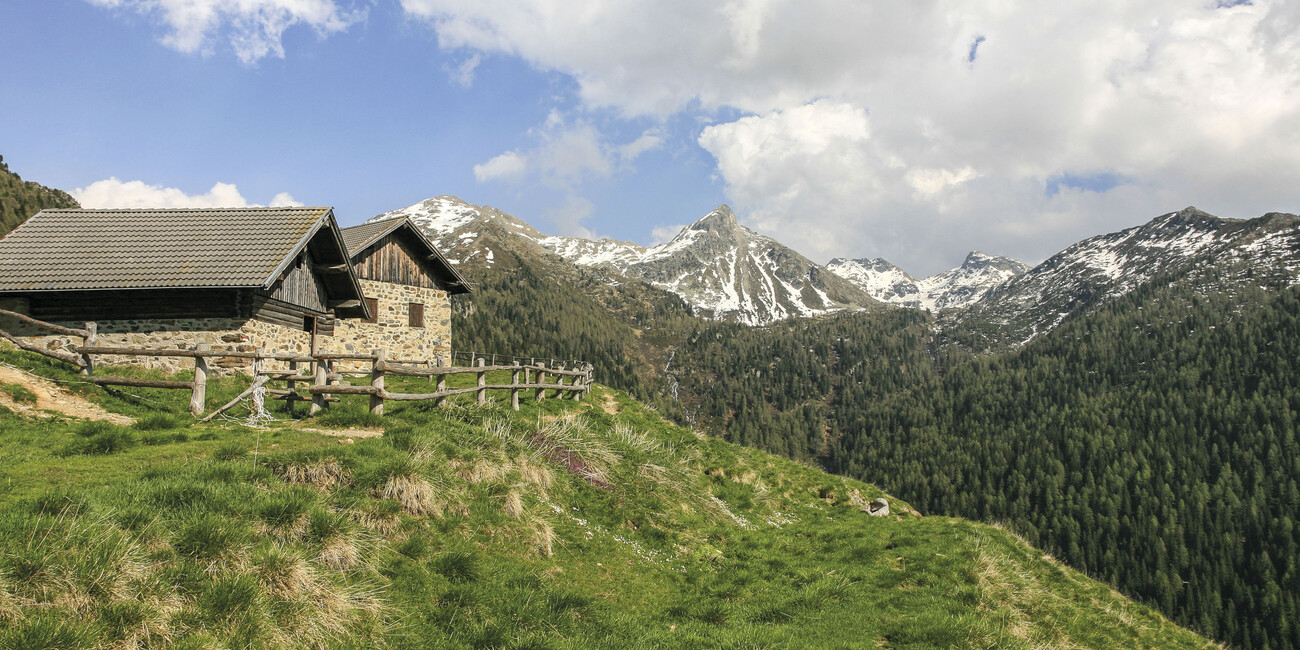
[80,321,97,375]
[436,357,447,408]
[311,358,327,415]
[477,357,487,406]
[535,363,546,402]
[190,343,209,417]
[511,365,520,411]
[286,359,299,416]
[370,349,385,416]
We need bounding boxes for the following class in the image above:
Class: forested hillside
[0,155,79,237]
[451,250,699,418]
[832,277,1300,648]
[668,270,1300,648]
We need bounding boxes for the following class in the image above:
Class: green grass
[0,347,1218,648]
[0,380,37,405]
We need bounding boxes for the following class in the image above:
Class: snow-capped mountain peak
[827,251,1028,311]
[547,204,878,324]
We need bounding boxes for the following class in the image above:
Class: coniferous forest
[455,256,1300,649]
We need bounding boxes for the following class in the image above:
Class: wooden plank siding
[266,251,329,312]
[353,234,444,289]
[246,293,334,335]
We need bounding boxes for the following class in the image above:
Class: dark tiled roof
[340,218,472,293]
[0,207,332,291]
[340,218,397,254]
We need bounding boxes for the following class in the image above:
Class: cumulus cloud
[269,191,304,207]
[73,178,300,209]
[88,0,364,64]
[404,0,1300,275]
[473,151,528,182]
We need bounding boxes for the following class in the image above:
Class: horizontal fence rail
[0,311,593,421]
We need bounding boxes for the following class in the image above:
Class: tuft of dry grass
[252,544,389,647]
[502,488,526,519]
[516,455,554,491]
[275,459,352,491]
[529,413,620,489]
[455,458,509,485]
[375,474,440,517]
[526,515,555,557]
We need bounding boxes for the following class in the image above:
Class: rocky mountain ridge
[827,251,1029,311]
[954,206,1300,347]
[366,197,1010,325]
[366,197,1299,344]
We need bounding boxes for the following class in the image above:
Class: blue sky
[2,1,1298,277]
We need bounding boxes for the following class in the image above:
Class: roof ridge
[39,206,330,213]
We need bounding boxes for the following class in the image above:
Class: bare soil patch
[0,363,134,425]
[295,425,384,439]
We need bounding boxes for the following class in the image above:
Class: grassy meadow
[0,347,1216,648]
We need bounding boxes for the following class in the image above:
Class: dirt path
[0,364,135,425]
[601,391,620,415]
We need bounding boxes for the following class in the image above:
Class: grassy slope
[0,348,1213,649]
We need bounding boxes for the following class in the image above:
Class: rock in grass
[867,498,890,517]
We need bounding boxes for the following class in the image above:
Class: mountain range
[368,196,1299,345]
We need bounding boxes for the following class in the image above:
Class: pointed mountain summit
[576,205,879,325]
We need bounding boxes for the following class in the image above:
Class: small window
[363,297,379,324]
[303,315,317,334]
[409,302,424,328]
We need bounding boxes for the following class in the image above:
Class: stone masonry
[332,279,451,370]
[1,280,451,376]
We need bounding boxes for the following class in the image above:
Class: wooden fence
[0,309,592,420]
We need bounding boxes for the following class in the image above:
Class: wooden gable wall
[261,250,329,313]
[352,232,445,290]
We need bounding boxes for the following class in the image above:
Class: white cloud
[88,0,364,64]
[72,178,299,209]
[404,0,1300,275]
[545,194,597,239]
[472,114,663,235]
[473,151,528,182]
[449,53,481,86]
[907,167,979,197]
[269,192,304,207]
[618,130,664,162]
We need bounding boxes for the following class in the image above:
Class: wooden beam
[87,376,193,390]
[0,308,91,338]
[328,299,362,309]
[0,329,87,368]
